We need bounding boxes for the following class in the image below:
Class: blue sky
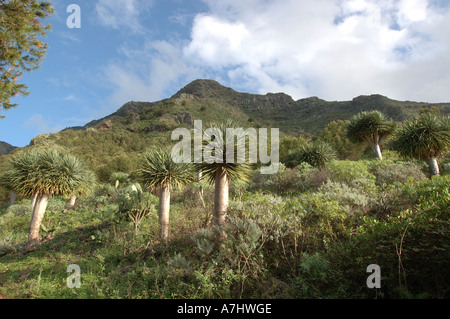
[2,0,450,147]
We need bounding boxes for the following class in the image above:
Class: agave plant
[5,148,95,251]
[137,148,194,242]
[391,114,450,176]
[347,111,396,159]
[195,121,254,229]
[115,183,157,235]
[295,141,337,169]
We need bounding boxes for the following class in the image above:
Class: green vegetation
[195,121,254,231]
[347,111,396,159]
[320,120,366,160]
[285,141,336,169]
[391,114,450,176]
[0,80,449,299]
[0,141,16,156]
[136,149,195,242]
[1,148,95,251]
[0,0,54,115]
[1,160,448,299]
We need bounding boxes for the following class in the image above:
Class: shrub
[189,217,268,298]
[282,194,350,251]
[291,252,344,298]
[320,120,366,160]
[325,176,450,298]
[368,160,427,186]
[249,164,305,195]
[328,208,449,298]
[415,175,450,212]
[109,172,131,187]
[326,160,377,194]
[318,180,370,214]
[6,202,31,216]
[115,183,158,233]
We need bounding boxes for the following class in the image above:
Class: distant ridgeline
[81,79,450,136]
[0,141,17,156]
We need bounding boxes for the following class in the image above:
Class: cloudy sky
[2,0,450,147]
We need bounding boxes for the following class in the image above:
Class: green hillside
[2,79,449,183]
[0,79,449,300]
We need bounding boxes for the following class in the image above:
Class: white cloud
[22,115,64,135]
[100,40,202,112]
[95,0,153,33]
[182,0,450,102]
[184,15,251,67]
[103,64,154,106]
[96,0,450,107]
[397,0,428,25]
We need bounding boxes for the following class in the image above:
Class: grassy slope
[0,161,448,299]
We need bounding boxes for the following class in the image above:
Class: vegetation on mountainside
[0,80,449,299]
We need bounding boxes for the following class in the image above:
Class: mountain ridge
[84,79,450,135]
[0,141,17,156]
[3,79,450,149]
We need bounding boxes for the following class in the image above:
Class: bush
[249,164,305,195]
[369,160,427,186]
[325,176,450,298]
[284,194,350,250]
[318,180,370,214]
[183,217,268,298]
[109,172,131,187]
[6,202,31,216]
[415,175,450,212]
[326,160,377,194]
[114,183,158,232]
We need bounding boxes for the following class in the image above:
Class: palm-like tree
[0,170,18,206]
[6,148,95,251]
[391,114,450,176]
[67,168,97,207]
[195,121,254,228]
[137,148,194,242]
[347,111,396,159]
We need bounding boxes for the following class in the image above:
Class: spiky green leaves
[391,114,450,160]
[287,141,336,169]
[137,148,195,189]
[4,148,95,197]
[194,121,254,185]
[347,111,396,145]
